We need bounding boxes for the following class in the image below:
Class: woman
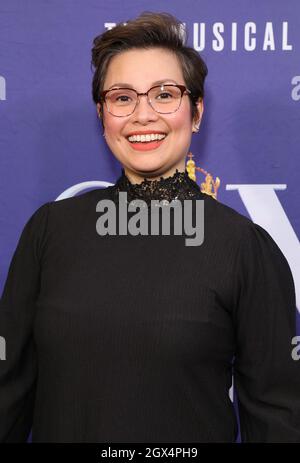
[0,11,299,443]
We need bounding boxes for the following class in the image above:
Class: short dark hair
[91,11,208,126]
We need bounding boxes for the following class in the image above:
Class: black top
[0,168,299,443]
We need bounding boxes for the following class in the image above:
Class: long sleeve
[233,221,300,442]
[0,202,50,442]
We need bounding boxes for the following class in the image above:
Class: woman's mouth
[126,134,167,151]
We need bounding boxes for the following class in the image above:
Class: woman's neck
[123,164,186,185]
[112,167,204,206]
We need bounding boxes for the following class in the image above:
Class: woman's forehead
[104,48,184,88]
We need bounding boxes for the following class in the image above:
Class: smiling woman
[0,11,299,444]
[91,12,207,184]
[94,47,204,182]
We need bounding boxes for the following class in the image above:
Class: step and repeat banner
[0,0,299,442]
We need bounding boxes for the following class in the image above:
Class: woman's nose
[132,94,158,122]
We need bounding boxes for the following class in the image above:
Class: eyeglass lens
[105,85,183,116]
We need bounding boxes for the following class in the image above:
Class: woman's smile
[126,133,168,151]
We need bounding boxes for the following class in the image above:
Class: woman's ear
[193,98,204,132]
[96,103,105,133]
[96,102,102,119]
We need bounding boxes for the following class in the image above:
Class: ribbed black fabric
[0,169,299,443]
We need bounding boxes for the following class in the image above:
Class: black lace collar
[112,168,204,205]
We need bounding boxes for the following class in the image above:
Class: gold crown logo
[186,152,220,200]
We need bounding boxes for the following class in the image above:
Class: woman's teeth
[128,134,167,143]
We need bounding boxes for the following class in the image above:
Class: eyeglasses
[99,84,192,117]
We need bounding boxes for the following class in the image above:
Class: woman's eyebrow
[108,79,178,89]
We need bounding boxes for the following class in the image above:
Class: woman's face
[97,47,203,183]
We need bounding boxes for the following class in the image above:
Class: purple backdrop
[0,0,299,442]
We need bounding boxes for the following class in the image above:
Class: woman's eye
[116,95,131,102]
[157,92,172,99]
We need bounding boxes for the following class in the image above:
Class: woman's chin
[123,157,167,173]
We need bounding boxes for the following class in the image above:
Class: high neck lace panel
[112,168,204,206]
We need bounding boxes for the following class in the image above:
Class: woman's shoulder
[200,192,258,244]
[22,187,113,239]
[49,185,113,208]
[201,192,250,226]
[43,185,113,218]
[200,193,290,268]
